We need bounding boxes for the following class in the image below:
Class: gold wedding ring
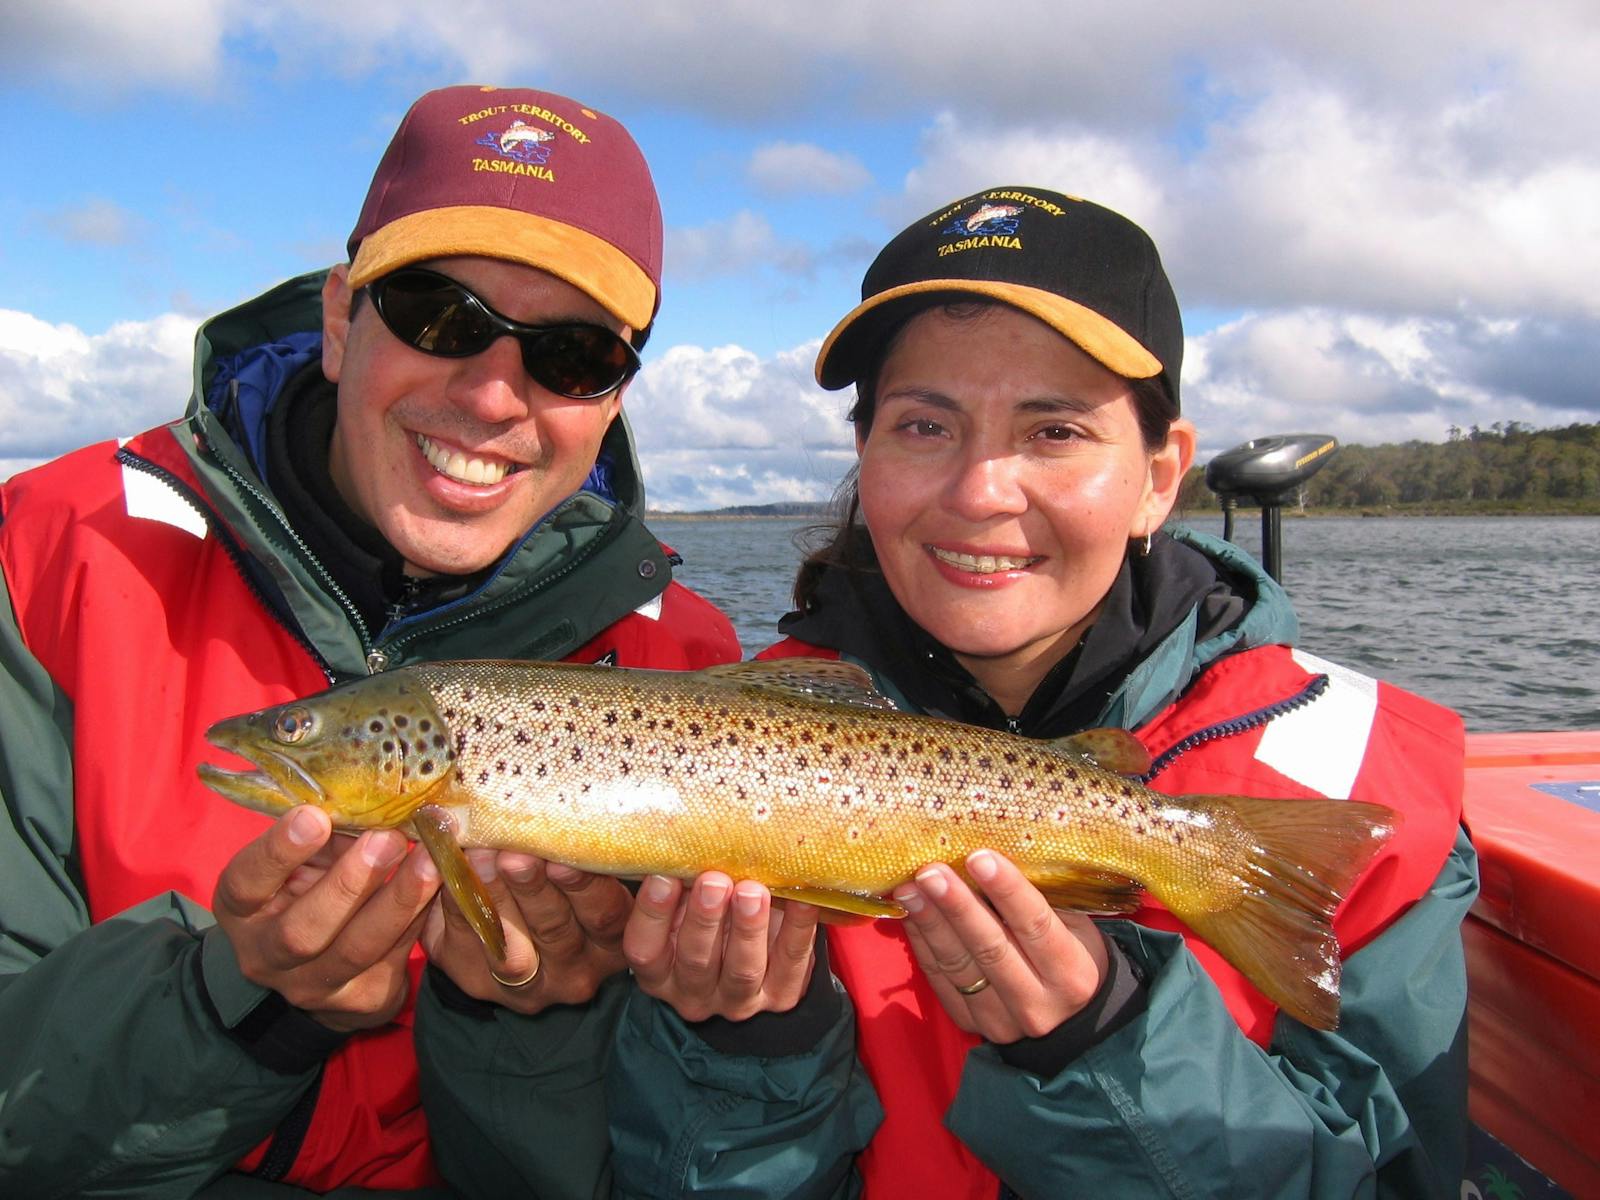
[955,976,991,996]
[489,957,541,988]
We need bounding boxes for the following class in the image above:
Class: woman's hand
[894,850,1108,1043]
[421,850,634,1014]
[623,872,820,1022]
[212,806,441,1033]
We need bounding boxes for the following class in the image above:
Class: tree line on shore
[1180,421,1600,513]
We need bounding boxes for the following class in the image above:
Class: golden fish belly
[415,662,1246,903]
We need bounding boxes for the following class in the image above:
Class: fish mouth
[197,719,328,814]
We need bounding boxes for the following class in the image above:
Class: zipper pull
[366,647,390,674]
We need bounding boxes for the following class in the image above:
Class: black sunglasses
[366,266,640,400]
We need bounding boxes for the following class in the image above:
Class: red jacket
[1,426,739,1192]
[760,635,1464,1200]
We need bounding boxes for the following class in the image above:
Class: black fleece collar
[776,532,1246,737]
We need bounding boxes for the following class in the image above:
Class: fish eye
[273,707,315,744]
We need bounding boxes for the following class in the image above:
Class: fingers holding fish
[896,854,1107,1043]
[625,872,819,1022]
[211,808,442,1032]
[422,850,632,1013]
[497,856,632,1006]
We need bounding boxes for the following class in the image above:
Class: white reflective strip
[1253,650,1378,798]
[633,593,664,622]
[121,457,208,539]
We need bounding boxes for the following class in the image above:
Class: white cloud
[0,310,197,473]
[624,338,855,509]
[1184,308,1600,461]
[41,198,145,246]
[665,210,820,282]
[0,0,224,90]
[748,142,871,197]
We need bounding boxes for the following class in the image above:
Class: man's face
[321,256,629,576]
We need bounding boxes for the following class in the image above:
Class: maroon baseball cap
[347,85,662,332]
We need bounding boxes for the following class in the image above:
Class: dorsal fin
[1044,727,1152,776]
[701,658,899,711]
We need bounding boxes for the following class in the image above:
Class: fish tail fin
[1175,795,1399,1030]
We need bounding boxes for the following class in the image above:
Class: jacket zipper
[1138,672,1330,784]
[115,449,342,682]
[197,439,379,661]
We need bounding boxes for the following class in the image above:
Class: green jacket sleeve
[413,970,627,1200]
[606,979,882,1200]
[0,581,324,1199]
[947,830,1478,1200]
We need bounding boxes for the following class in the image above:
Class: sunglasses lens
[374,273,493,356]
[524,326,636,399]
[371,269,637,398]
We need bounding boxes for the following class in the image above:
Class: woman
[759,187,1476,1198]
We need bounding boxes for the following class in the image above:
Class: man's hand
[623,872,820,1022]
[422,851,634,1014]
[212,806,442,1033]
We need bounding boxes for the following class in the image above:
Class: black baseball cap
[815,187,1182,407]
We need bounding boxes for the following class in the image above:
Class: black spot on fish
[496,760,507,773]
[619,761,631,775]
[536,764,548,778]
[395,715,409,729]
[688,722,702,736]
[571,747,584,763]
[433,734,446,749]
[383,740,395,753]
[531,700,546,712]
[369,721,384,734]
[477,770,489,785]
[419,719,431,733]
[473,716,485,733]
[605,710,618,725]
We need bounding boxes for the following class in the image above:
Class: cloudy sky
[3,1,1598,509]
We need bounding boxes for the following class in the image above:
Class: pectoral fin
[411,804,507,961]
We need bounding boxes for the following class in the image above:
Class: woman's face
[856,304,1194,710]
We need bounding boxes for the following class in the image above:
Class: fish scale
[198,657,1398,1029]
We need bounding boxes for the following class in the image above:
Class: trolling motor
[1203,434,1338,582]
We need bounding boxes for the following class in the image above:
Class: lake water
[657,514,1600,734]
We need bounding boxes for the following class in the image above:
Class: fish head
[197,673,455,830]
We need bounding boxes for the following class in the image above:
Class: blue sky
[4,1,1598,508]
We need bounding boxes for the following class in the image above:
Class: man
[0,85,872,1198]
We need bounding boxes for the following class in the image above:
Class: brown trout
[198,658,1397,1029]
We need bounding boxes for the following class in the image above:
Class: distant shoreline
[647,503,1600,522]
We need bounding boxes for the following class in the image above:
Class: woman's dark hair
[791,299,1179,612]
